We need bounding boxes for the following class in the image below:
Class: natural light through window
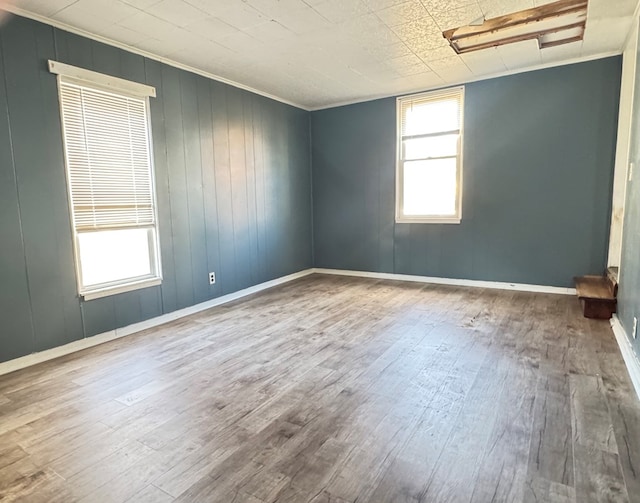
[396,87,464,223]
[78,229,153,286]
[51,60,161,300]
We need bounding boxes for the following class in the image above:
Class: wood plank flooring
[1,274,639,502]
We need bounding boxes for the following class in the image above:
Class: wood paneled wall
[0,15,312,363]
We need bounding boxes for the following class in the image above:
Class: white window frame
[50,60,162,301]
[396,86,465,224]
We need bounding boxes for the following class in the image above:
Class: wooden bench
[574,273,617,319]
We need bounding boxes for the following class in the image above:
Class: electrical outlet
[209,272,216,285]
[633,317,638,340]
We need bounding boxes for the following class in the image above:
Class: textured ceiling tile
[52,10,113,34]
[207,3,267,30]
[365,26,404,47]
[404,33,450,52]
[9,0,637,108]
[426,55,465,71]
[355,64,402,81]
[247,19,293,42]
[478,0,534,18]
[396,62,434,76]
[100,23,149,45]
[300,32,351,53]
[120,0,163,9]
[391,15,441,40]
[165,39,230,64]
[413,44,456,62]
[181,0,223,16]
[11,0,78,16]
[364,0,407,9]
[365,41,413,59]
[55,0,141,25]
[387,52,424,68]
[310,0,371,23]
[497,39,541,70]
[460,48,508,74]
[429,4,484,31]
[375,0,429,27]
[339,13,402,46]
[422,0,479,12]
[135,36,176,56]
[146,0,207,28]
[142,27,206,55]
[539,42,582,64]
[255,4,331,35]
[432,63,474,83]
[391,71,446,93]
[587,0,637,20]
[184,16,239,41]
[216,29,260,52]
[247,0,310,17]
[118,11,182,38]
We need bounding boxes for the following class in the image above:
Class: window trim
[52,62,162,300]
[395,86,465,224]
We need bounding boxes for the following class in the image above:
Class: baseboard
[312,268,577,296]
[0,267,577,377]
[0,268,314,377]
[610,315,640,400]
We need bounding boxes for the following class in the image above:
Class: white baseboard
[0,267,578,377]
[312,268,577,295]
[610,315,640,401]
[0,269,314,377]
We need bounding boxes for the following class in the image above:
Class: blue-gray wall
[0,15,312,363]
[618,19,640,360]
[311,58,622,288]
[0,13,626,365]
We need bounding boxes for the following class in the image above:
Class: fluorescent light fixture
[443,0,588,55]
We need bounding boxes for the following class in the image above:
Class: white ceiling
[3,0,638,109]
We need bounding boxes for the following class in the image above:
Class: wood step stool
[574,273,617,320]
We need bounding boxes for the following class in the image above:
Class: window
[50,61,161,300]
[396,87,464,224]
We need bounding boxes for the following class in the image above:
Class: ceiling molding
[0,5,310,111]
[622,0,640,49]
[0,6,624,113]
[309,50,621,111]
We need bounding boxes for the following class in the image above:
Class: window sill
[81,277,162,301]
[396,217,461,224]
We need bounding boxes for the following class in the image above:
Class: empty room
[1,0,640,501]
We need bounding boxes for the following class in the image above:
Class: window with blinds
[53,63,161,300]
[396,87,464,224]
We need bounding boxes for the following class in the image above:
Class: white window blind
[396,87,464,224]
[53,61,161,300]
[59,81,155,232]
[399,88,463,138]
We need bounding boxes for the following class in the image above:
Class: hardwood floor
[1,274,639,503]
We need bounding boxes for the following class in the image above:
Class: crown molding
[308,50,622,111]
[0,6,310,111]
[0,6,625,113]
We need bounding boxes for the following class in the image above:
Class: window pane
[78,228,153,287]
[403,159,457,216]
[404,99,460,136]
[403,134,459,160]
